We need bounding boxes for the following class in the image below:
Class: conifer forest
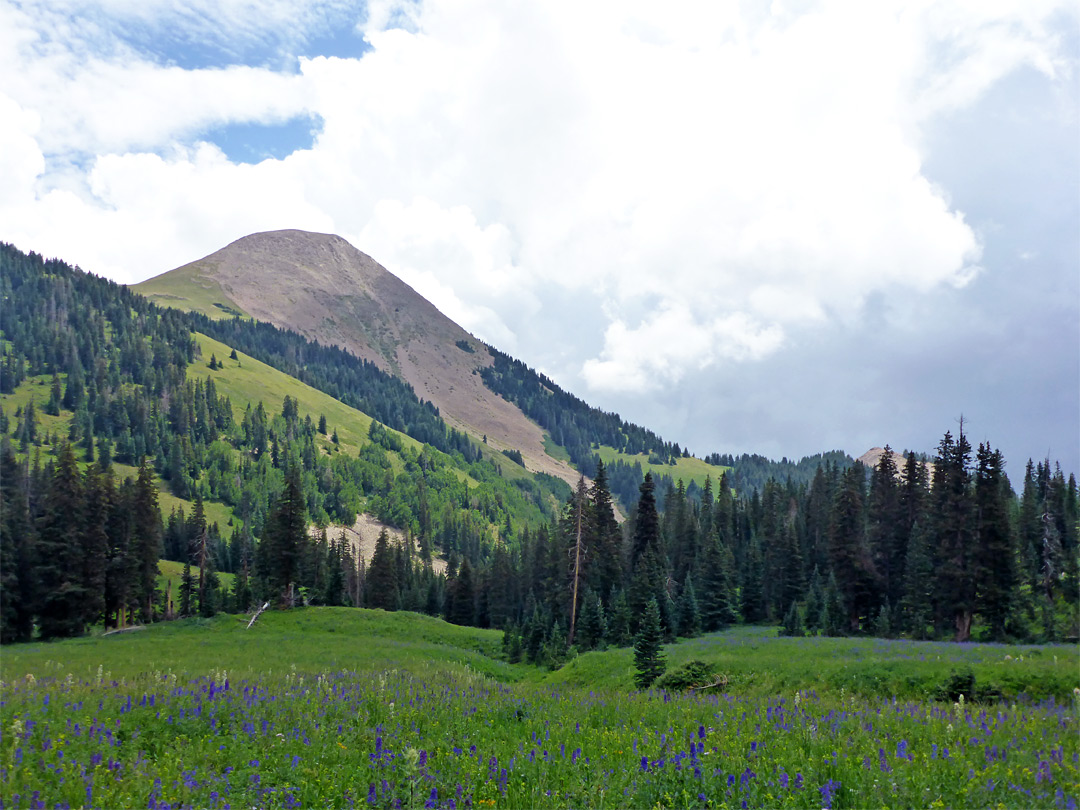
[1,241,1077,651]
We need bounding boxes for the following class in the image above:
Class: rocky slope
[135,229,579,485]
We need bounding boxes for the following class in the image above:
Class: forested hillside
[1,242,1076,651]
[0,242,569,640]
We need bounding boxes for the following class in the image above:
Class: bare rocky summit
[136,229,579,486]
[858,446,935,479]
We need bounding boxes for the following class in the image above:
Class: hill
[135,229,580,486]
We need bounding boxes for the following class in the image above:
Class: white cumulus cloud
[0,0,1073,398]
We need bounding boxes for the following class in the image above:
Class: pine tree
[132,457,162,623]
[873,600,892,638]
[828,463,878,632]
[631,473,660,568]
[576,588,607,651]
[677,573,701,637]
[179,560,195,617]
[740,539,766,623]
[803,568,824,634]
[259,464,308,605]
[974,444,1014,640]
[868,446,904,606]
[80,463,111,627]
[366,529,399,610]
[633,598,666,689]
[780,600,804,637]
[543,620,568,669]
[932,428,976,641]
[607,587,632,646]
[36,443,86,639]
[822,571,846,637]
[0,439,36,642]
[586,461,623,603]
[447,557,475,626]
[899,521,934,639]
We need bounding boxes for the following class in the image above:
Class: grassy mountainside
[134,230,582,487]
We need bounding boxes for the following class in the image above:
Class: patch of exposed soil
[310,513,447,575]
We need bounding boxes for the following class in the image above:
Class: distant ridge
[135,229,579,485]
[858,446,935,478]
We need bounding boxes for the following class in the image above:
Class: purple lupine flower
[794,773,803,789]
[424,788,438,808]
[418,750,428,767]
[640,756,649,772]
[1036,761,1053,783]
[819,779,841,810]
[698,726,706,740]
[879,748,891,773]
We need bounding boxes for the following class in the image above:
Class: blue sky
[2,0,1077,476]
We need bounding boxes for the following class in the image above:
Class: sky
[2,0,1078,479]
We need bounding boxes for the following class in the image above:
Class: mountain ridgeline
[1,239,1077,651]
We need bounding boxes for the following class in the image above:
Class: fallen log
[247,601,271,629]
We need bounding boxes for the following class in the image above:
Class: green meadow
[594,446,730,490]
[2,610,1077,808]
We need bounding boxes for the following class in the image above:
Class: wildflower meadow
[1,610,1077,809]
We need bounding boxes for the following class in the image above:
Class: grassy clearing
[0,374,72,439]
[544,625,1079,703]
[132,261,246,320]
[157,560,236,607]
[0,608,515,684]
[595,445,729,489]
[190,332,397,457]
[542,433,572,464]
[2,612,1076,809]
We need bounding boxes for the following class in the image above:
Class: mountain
[134,229,577,485]
[857,446,935,479]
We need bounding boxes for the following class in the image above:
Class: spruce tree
[447,557,475,626]
[132,457,162,623]
[899,521,934,639]
[607,587,632,646]
[631,473,660,568]
[780,600,804,637]
[80,463,111,627]
[740,540,766,623]
[974,444,1014,640]
[0,439,36,642]
[931,429,976,641]
[803,568,824,633]
[576,588,607,651]
[828,463,878,632]
[868,446,904,606]
[586,461,623,600]
[37,443,86,639]
[822,571,846,637]
[366,529,399,610]
[677,573,701,637]
[259,464,308,605]
[633,598,666,689]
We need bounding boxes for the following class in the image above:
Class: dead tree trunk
[568,476,588,647]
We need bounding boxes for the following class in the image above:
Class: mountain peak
[135,230,581,487]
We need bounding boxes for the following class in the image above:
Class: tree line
[1,242,1075,651]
